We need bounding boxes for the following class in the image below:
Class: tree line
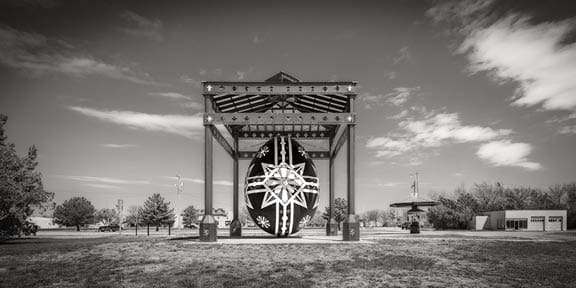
[428,182,576,229]
[53,193,177,231]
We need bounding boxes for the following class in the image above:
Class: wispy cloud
[0,25,159,85]
[62,175,150,185]
[101,144,138,149]
[365,108,538,169]
[476,140,541,170]
[361,86,419,109]
[84,183,121,190]
[165,176,233,186]
[68,106,203,139]
[147,92,203,110]
[546,112,576,135]
[387,87,420,106]
[367,111,511,156]
[392,46,412,65]
[429,0,576,111]
[180,102,204,110]
[148,92,190,100]
[179,74,202,88]
[120,11,163,42]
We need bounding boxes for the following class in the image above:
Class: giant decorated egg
[245,136,320,236]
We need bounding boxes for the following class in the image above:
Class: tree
[140,193,175,231]
[238,206,252,226]
[95,208,118,225]
[322,197,347,230]
[181,205,198,228]
[53,197,96,231]
[308,210,326,227]
[1,115,54,239]
[125,205,142,227]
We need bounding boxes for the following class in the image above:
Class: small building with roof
[478,210,567,231]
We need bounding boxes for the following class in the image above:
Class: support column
[343,124,359,241]
[230,134,242,237]
[326,148,338,236]
[200,99,217,242]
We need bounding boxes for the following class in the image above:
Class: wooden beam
[203,82,357,95]
[238,150,330,159]
[204,113,355,125]
[331,125,348,159]
[237,130,334,139]
[208,125,234,158]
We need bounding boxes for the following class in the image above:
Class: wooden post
[200,95,217,242]
[343,97,359,241]
[147,224,149,236]
[230,133,242,237]
[326,137,338,236]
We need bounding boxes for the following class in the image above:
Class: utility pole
[116,199,123,235]
[175,174,184,229]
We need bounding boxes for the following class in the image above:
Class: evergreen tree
[140,193,175,231]
[53,196,96,231]
[0,114,54,239]
[181,205,198,228]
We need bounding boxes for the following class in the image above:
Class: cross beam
[238,150,330,160]
[331,125,349,159]
[208,125,234,158]
[204,113,355,125]
[204,82,357,95]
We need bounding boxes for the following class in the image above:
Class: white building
[28,217,59,229]
[197,208,230,228]
[478,210,567,232]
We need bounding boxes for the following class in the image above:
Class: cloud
[361,86,419,109]
[57,58,158,85]
[236,71,246,80]
[148,92,191,100]
[63,175,150,185]
[84,183,121,190]
[366,109,523,167]
[429,1,576,111]
[101,144,137,148]
[120,11,163,42]
[387,87,419,106]
[545,112,576,134]
[558,126,576,135]
[180,74,202,88]
[392,46,412,65]
[180,102,204,110]
[0,25,158,85]
[165,176,233,186]
[68,106,203,139]
[476,140,541,170]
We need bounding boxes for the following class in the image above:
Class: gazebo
[199,72,359,241]
[390,173,438,234]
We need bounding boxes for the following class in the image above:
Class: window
[548,216,563,223]
[506,218,528,230]
[531,216,545,222]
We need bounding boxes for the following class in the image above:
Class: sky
[1,0,575,215]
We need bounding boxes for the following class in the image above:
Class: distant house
[477,210,567,232]
[197,208,230,228]
[28,217,59,229]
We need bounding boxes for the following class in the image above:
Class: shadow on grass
[168,235,303,241]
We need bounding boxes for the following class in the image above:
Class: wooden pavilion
[200,72,359,241]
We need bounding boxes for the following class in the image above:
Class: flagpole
[415,172,419,198]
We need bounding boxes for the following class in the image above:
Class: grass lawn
[1,230,576,288]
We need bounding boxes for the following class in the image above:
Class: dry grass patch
[1,235,576,287]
